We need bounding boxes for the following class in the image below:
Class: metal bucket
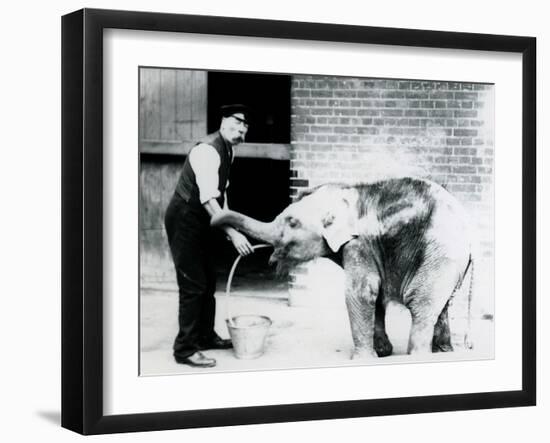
[226,315,272,359]
[225,245,273,360]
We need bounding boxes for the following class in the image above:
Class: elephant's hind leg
[407,314,435,354]
[432,301,453,352]
[406,270,459,355]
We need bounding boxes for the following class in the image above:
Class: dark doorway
[213,158,291,296]
[207,71,291,296]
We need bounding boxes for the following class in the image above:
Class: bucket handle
[225,244,272,327]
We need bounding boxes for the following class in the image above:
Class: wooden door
[139,68,207,154]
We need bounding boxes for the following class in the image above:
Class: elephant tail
[463,254,475,350]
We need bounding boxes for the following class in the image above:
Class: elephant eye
[287,217,300,229]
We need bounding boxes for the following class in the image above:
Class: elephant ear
[321,197,359,252]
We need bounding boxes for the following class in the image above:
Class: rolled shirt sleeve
[188,143,225,204]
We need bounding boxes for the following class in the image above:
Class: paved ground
[139,285,493,376]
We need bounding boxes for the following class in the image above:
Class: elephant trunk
[210,210,278,244]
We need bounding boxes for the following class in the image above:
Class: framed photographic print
[61,8,536,435]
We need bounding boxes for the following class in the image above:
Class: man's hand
[228,230,254,256]
[203,198,253,256]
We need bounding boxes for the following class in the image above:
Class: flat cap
[220,104,251,123]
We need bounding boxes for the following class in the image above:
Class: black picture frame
[61,8,536,435]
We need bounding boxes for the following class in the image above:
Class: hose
[225,244,272,327]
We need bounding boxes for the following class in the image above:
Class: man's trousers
[164,193,218,360]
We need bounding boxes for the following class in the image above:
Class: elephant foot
[374,333,393,357]
[351,348,378,360]
[432,342,453,352]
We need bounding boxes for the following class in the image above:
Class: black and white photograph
[3,0,548,439]
[139,68,495,375]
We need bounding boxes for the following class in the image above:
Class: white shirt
[188,143,232,205]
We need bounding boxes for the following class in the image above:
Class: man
[164,104,254,368]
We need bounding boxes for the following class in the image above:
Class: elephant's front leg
[344,267,381,360]
[374,295,393,357]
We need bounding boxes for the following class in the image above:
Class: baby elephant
[211,177,474,359]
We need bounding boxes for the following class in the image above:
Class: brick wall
[288,76,494,312]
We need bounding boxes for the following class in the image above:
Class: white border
[103,29,523,415]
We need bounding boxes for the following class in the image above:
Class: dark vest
[175,131,232,209]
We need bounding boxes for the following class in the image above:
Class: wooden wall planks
[140,67,207,145]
